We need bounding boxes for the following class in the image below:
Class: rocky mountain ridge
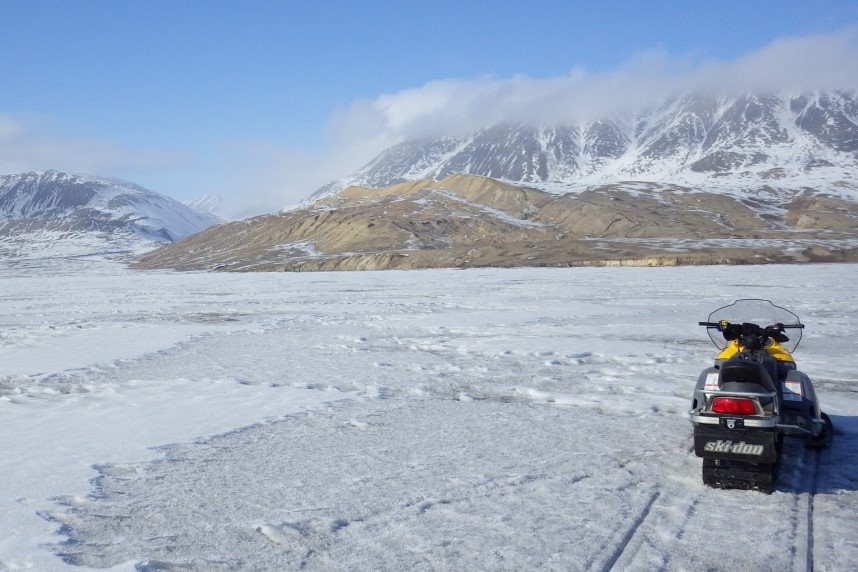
[139,90,858,273]
[315,91,858,200]
[134,174,858,272]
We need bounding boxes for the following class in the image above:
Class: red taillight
[710,397,757,415]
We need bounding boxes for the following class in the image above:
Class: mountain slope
[135,174,858,272]
[0,170,221,262]
[317,91,858,199]
[142,90,858,272]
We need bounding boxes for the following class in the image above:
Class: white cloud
[685,28,858,95]
[4,28,857,217]
[233,28,858,213]
[326,27,858,162]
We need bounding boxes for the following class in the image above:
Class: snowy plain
[1,259,857,571]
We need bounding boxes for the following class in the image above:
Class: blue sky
[1,1,857,217]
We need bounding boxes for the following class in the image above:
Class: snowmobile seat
[719,358,779,395]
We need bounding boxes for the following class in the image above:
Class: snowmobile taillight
[710,396,757,415]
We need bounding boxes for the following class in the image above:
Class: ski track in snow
[1,261,857,571]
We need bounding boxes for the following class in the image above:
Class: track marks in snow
[777,442,822,572]
[581,468,717,572]
[800,450,821,572]
[806,450,819,572]
[254,515,355,566]
[810,411,858,572]
[45,397,687,571]
[594,489,661,571]
[588,442,829,572]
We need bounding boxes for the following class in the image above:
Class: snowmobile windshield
[705,299,803,353]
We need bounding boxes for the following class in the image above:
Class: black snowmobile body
[689,299,832,493]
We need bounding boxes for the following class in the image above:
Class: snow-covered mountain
[134,90,858,273]
[0,170,222,262]
[317,91,858,199]
[183,193,226,220]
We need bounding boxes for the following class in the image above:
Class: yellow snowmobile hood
[716,339,795,363]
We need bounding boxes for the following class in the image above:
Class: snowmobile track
[780,443,822,572]
[804,449,821,572]
[597,489,661,571]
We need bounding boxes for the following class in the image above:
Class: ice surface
[1,261,857,571]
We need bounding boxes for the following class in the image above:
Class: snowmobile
[689,299,833,493]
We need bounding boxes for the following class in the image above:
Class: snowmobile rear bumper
[689,412,778,428]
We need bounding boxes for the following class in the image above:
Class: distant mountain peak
[316,90,858,202]
[183,194,225,218]
[0,170,221,262]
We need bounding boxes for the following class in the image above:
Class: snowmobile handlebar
[699,320,803,347]
[698,321,804,329]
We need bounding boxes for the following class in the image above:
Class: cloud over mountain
[3,28,857,215]
[327,28,858,159]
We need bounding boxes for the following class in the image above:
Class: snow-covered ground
[1,260,857,571]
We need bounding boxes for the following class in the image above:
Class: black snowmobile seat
[719,358,779,395]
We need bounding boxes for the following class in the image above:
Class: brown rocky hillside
[133,174,858,271]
